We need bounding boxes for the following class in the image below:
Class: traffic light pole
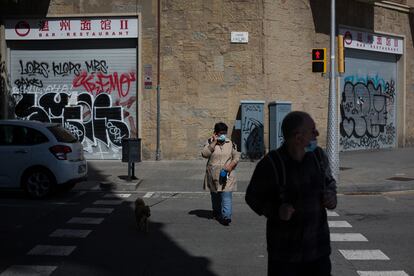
[327,0,339,182]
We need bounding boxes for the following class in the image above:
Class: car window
[27,127,49,144]
[47,125,78,143]
[0,125,13,145]
[0,125,49,146]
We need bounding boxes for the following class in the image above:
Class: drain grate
[386,176,414,182]
[340,167,352,171]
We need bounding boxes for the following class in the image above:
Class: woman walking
[201,122,240,226]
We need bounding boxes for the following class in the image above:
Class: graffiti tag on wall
[241,104,264,159]
[11,54,137,159]
[340,76,396,150]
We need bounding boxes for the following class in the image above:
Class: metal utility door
[268,101,291,150]
[339,49,397,151]
[240,101,265,159]
[10,46,137,159]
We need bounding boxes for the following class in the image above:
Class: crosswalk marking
[327,210,339,216]
[27,245,76,256]
[67,217,104,225]
[103,193,131,198]
[49,229,92,238]
[357,271,409,276]
[328,221,352,228]
[81,207,114,214]
[143,192,154,198]
[339,250,390,260]
[0,265,57,276]
[331,233,368,242]
[93,200,123,205]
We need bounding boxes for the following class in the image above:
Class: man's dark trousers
[268,255,332,276]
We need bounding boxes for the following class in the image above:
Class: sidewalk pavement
[78,147,414,194]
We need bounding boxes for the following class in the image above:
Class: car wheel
[23,169,56,199]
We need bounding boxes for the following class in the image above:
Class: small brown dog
[135,197,151,233]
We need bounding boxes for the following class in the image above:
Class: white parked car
[0,120,87,198]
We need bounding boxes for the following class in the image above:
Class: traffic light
[312,48,326,73]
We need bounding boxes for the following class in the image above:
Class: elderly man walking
[245,111,337,276]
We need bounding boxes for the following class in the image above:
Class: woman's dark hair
[214,122,228,133]
[281,111,311,140]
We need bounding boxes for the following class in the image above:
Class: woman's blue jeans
[210,191,232,220]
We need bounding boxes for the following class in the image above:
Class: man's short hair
[214,122,228,133]
[281,111,312,140]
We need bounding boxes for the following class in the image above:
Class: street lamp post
[326,0,339,181]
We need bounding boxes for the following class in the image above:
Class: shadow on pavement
[53,162,217,275]
[0,161,217,275]
[188,209,214,220]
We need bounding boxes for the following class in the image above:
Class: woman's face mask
[218,134,227,142]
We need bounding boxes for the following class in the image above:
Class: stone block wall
[157,0,264,159]
[1,0,413,159]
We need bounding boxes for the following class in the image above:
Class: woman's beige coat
[201,138,240,192]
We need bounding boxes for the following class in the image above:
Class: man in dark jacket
[245,111,337,276]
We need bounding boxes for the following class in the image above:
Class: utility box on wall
[240,100,265,159]
[269,101,291,150]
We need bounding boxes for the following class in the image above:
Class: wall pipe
[156,0,161,160]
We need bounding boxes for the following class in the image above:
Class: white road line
[0,202,79,207]
[339,250,390,260]
[81,207,114,214]
[143,192,154,198]
[331,233,368,242]
[328,221,352,228]
[27,245,76,256]
[357,271,409,276]
[49,229,92,238]
[103,193,131,198]
[67,217,104,225]
[93,200,123,205]
[327,210,339,216]
[0,265,57,276]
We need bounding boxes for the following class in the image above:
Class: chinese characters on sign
[5,18,138,40]
[339,28,403,54]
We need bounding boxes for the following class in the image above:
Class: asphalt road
[0,189,413,276]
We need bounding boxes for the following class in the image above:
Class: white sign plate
[231,32,248,43]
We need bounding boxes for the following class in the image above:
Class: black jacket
[245,145,337,262]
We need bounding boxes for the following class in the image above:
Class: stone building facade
[0,0,413,160]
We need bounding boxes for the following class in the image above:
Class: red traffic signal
[312,49,325,60]
[312,48,326,73]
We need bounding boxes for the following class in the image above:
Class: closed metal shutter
[10,45,137,159]
[339,49,397,151]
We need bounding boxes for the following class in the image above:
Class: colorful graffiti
[340,76,396,150]
[72,71,136,97]
[11,56,137,159]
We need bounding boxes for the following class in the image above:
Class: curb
[99,178,143,191]
[338,182,414,194]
